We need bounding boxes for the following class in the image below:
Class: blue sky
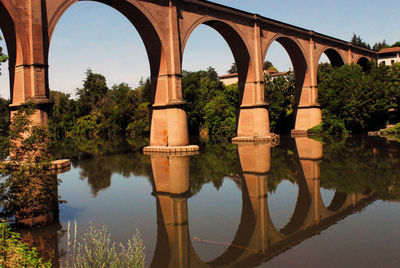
[0,0,399,99]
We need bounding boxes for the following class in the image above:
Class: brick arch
[263,34,309,109]
[0,1,30,103]
[326,191,348,212]
[316,47,346,68]
[48,0,167,79]
[356,56,370,70]
[181,17,253,100]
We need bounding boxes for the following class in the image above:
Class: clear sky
[0,0,399,99]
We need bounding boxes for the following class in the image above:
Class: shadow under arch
[48,0,166,101]
[0,1,17,100]
[181,18,251,104]
[279,175,311,235]
[263,35,308,115]
[205,175,257,267]
[326,191,348,212]
[318,48,345,68]
[357,56,370,71]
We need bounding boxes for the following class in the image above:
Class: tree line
[0,62,399,141]
[351,33,400,51]
[314,62,400,134]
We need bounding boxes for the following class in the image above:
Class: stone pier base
[290,129,308,137]
[232,134,279,144]
[143,145,199,154]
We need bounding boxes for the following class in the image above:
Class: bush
[307,123,323,134]
[381,122,400,136]
[318,63,394,133]
[0,105,58,226]
[66,222,145,268]
[0,224,51,267]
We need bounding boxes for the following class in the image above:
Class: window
[391,60,395,65]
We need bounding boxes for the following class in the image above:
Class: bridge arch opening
[263,36,308,133]
[188,177,243,262]
[0,1,17,102]
[318,48,345,68]
[182,20,251,140]
[268,180,299,231]
[317,48,345,86]
[0,28,10,101]
[326,192,348,212]
[49,1,159,95]
[357,57,371,72]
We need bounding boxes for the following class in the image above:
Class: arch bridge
[0,0,377,150]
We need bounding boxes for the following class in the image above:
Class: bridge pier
[293,106,322,135]
[149,153,192,268]
[6,0,53,126]
[234,105,272,142]
[237,143,271,253]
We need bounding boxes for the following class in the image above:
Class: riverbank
[369,123,400,142]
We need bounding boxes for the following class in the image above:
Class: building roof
[219,73,238,79]
[378,47,400,54]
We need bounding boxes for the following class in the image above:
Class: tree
[0,104,58,226]
[373,40,390,51]
[351,33,371,49]
[76,69,109,116]
[182,67,238,140]
[265,72,296,133]
[318,63,392,133]
[391,41,400,48]
[263,61,274,70]
[0,35,8,76]
[227,62,237,74]
[0,97,9,136]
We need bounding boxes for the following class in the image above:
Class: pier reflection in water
[18,137,400,267]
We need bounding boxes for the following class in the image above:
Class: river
[17,135,400,267]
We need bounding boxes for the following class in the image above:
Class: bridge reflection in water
[147,137,376,268]
[20,137,380,267]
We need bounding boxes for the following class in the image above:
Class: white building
[378,47,400,66]
[219,69,290,86]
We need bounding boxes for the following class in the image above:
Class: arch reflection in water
[148,140,376,268]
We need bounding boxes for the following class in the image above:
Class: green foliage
[319,136,400,199]
[351,33,371,49]
[126,102,150,137]
[66,222,145,268]
[49,91,78,138]
[0,104,57,224]
[70,112,105,137]
[189,143,240,194]
[50,70,153,139]
[0,35,8,76]
[0,224,51,267]
[318,63,396,133]
[0,97,9,136]
[76,69,109,116]
[263,60,274,71]
[307,123,324,134]
[391,41,400,48]
[227,62,237,74]
[381,122,400,136]
[183,67,238,141]
[373,40,390,51]
[204,84,238,141]
[265,72,296,133]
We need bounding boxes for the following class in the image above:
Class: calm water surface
[23,136,400,267]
